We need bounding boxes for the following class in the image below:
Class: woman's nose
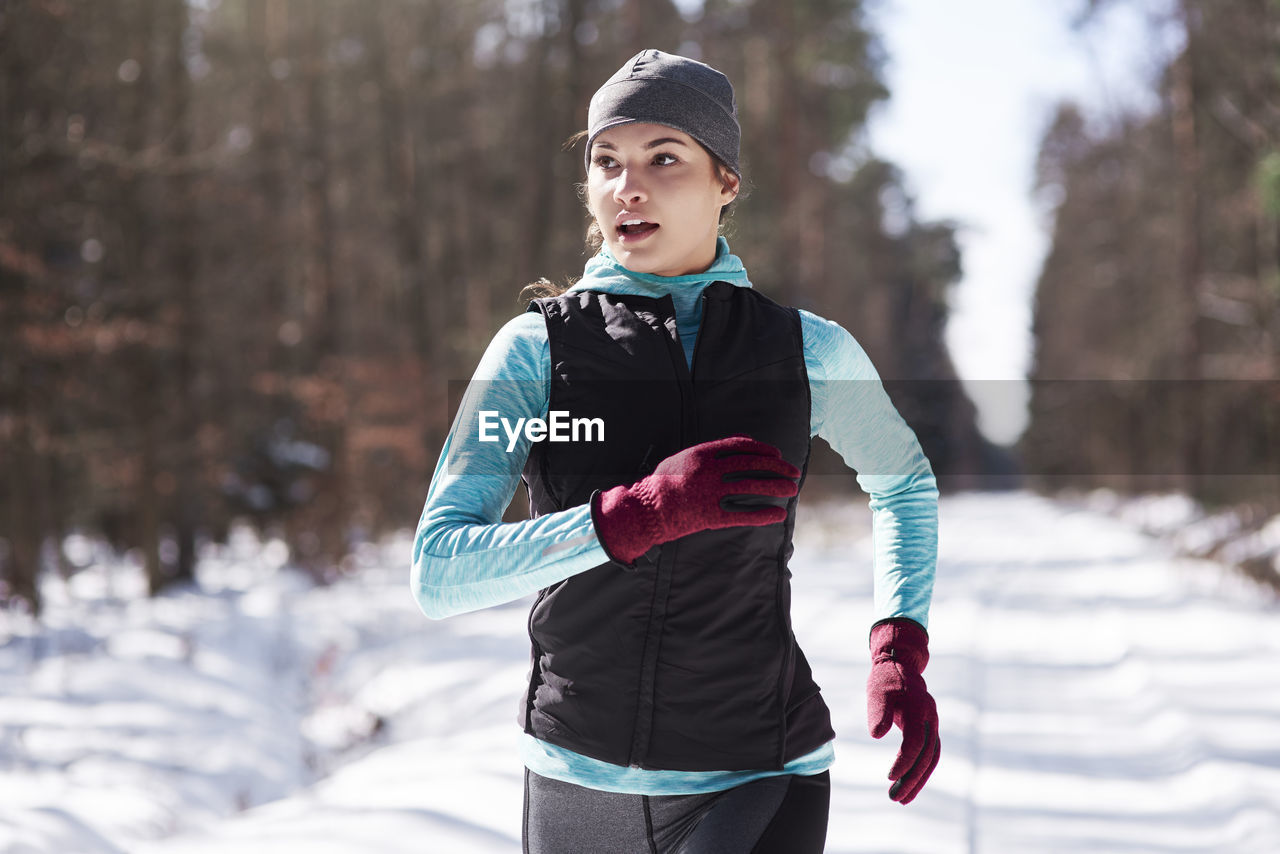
[612,168,647,205]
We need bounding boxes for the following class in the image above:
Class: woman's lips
[618,222,659,243]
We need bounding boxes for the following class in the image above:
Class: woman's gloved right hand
[590,434,801,565]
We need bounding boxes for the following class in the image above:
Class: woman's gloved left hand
[866,617,941,805]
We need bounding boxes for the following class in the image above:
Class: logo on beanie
[478,410,605,452]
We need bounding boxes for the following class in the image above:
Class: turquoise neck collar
[580,237,751,289]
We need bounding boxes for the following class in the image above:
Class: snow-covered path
[3,491,1279,853]
[913,493,1280,853]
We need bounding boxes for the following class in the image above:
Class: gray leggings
[522,768,831,854]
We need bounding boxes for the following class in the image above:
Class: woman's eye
[593,153,678,169]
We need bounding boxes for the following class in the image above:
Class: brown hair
[520,130,745,301]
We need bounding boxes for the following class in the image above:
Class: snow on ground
[2,491,1279,853]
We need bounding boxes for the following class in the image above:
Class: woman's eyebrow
[593,137,690,151]
[641,137,689,149]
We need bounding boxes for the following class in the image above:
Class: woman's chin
[609,248,711,278]
[608,244,659,271]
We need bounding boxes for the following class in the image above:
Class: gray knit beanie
[585,49,741,178]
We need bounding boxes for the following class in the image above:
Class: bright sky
[864,0,1179,444]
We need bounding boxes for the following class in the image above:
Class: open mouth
[618,219,660,238]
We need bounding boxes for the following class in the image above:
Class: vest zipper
[627,539,678,767]
[627,291,708,767]
[688,287,712,378]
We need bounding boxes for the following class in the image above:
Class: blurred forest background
[2,0,1278,615]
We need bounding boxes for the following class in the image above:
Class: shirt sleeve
[410,311,610,620]
[801,309,939,630]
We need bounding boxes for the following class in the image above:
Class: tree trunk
[1170,0,1204,488]
[367,4,425,356]
[165,0,200,584]
[304,1,338,356]
[3,369,43,616]
[302,0,346,578]
[114,0,167,597]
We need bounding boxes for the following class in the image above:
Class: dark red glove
[867,617,940,805]
[590,435,801,565]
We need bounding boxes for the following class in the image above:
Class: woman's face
[586,123,739,277]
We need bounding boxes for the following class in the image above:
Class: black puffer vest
[519,281,835,771]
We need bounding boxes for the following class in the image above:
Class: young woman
[413,49,940,853]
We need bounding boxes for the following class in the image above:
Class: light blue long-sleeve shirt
[411,237,938,795]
